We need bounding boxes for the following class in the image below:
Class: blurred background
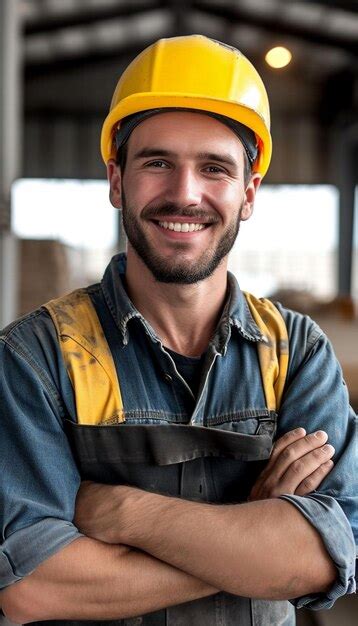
[0,1,356,624]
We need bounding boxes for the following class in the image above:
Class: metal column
[337,123,358,296]
[0,0,22,328]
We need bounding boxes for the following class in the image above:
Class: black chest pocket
[202,411,277,500]
[66,420,275,503]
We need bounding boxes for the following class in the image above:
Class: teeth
[158,221,206,232]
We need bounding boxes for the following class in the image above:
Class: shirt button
[163,372,173,383]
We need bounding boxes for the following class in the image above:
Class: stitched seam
[101,282,144,344]
[230,319,262,342]
[1,308,46,341]
[101,281,127,341]
[123,409,188,419]
[205,410,277,424]
[231,296,263,340]
[86,283,101,298]
[1,336,66,421]
[306,324,324,352]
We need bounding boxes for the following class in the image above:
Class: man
[0,35,356,625]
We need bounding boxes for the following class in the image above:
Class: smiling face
[108,111,261,284]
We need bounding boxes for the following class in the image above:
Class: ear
[240,173,262,221]
[107,159,122,209]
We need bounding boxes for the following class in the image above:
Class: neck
[125,248,228,357]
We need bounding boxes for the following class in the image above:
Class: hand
[249,428,334,501]
[74,481,139,544]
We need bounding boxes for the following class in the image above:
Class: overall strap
[44,289,288,423]
[244,293,289,412]
[44,289,125,425]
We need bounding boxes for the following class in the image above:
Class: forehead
[126,111,245,161]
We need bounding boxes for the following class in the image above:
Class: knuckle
[319,461,332,473]
[282,447,295,462]
[301,477,313,491]
[271,442,282,457]
[291,459,304,475]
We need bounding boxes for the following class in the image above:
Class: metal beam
[337,123,358,295]
[24,6,173,77]
[24,0,167,35]
[0,0,21,328]
[169,0,193,35]
[23,1,358,78]
[299,0,358,11]
[24,42,153,78]
[192,1,358,57]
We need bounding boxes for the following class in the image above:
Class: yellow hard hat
[101,35,272,176]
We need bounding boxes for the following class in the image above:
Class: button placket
[190,345,219,425]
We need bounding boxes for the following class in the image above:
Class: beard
[121,189,243,284]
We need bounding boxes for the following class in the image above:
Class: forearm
[1,536,217,624]
[119,490,336,600]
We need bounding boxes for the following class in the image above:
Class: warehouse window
[12,178,117,284]
[229,185,339,299]
[12,180,342,303]
[12,178,117,249]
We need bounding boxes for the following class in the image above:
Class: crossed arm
[1,428,336,623]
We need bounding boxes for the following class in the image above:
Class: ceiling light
[265,46,292,69]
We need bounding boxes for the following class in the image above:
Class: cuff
[279,493,356,610]
[0,518,83,589]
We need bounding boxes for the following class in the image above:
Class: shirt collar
[101,253,145,345]
[101,253,264,348]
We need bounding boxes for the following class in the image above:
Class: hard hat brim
[101,93,272,176]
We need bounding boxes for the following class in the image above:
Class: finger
[250,427,306,497]
[249,444,334,501]
[269,427,307,463]
[249,429,329,499]
[259,428,307,480]
[267,430,329,480]
[253,428,307,488]
[295,460,334,496]
[277,443,335,494]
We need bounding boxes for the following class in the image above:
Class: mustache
[142,203,219,223]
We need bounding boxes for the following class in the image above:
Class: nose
[165,166,202,208]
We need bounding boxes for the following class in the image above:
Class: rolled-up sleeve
[280,493,356,609]
[0,519,80,588]
[0,334,82,589]
[276,306,357,609]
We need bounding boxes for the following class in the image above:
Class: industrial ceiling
[1,0,357,327]
[21,0,358,111]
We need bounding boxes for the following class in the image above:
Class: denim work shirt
[0,253,356,616]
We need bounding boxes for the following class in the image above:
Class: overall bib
[35,290,293,626]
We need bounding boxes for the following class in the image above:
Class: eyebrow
[197,151,237,168]
[133,148,175,160]
[133,148,238,168]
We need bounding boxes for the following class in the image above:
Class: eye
[145,160,169,169]
[204,165,226,175]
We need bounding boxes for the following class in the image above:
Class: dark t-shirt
[165,347,206,398]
